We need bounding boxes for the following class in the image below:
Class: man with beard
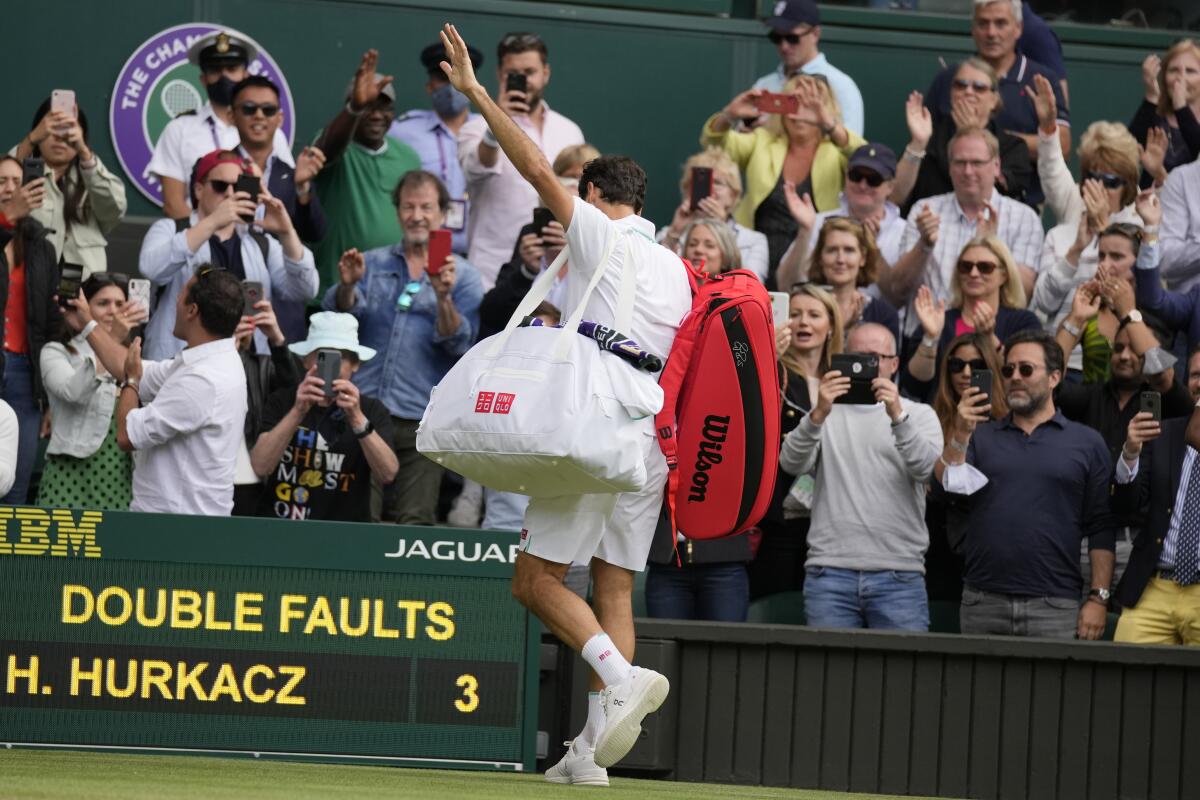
[324,170,481,525]
[149,31,295,221]
[935,328,1117,639]
[314,50,422,291]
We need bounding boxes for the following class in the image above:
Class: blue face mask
[430,83,470,117]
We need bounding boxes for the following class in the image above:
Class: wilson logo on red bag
[656,266,781,540]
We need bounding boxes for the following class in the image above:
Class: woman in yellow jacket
[701,76,864,284]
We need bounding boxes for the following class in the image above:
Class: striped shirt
[897,189,1044,335]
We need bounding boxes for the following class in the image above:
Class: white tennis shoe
[593,666,670,768]
[545,739,610,786]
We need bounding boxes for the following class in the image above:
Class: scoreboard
[0,506,538,771]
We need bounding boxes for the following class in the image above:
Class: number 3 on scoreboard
[455,673,479,713]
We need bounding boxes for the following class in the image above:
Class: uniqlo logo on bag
[493,393,515,414]
[475,392,495,413]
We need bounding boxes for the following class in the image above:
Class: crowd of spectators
[3,1,1200,645]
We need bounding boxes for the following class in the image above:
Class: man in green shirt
[315,49,422,291]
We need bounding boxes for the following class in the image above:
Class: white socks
[576,692,604,751]
[581,632,631,687]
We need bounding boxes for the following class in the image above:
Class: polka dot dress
[36,415,133,511]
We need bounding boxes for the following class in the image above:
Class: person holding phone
[459,31,584,289]
[138,149,319,361]
[10,97,127,278]
[38,274,146,510]
[935,328,1117,640]
[0,155,60,505]
[780,322,943,630]
[657,149,769,282]
[326,170,482,526]
[702,74,864,277]
[249,312,396,522]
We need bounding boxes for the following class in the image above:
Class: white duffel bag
[417,230,661,497]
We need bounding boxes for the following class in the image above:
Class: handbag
[417,229,662,497]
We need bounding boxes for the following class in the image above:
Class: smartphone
[242,280,264,316]
[532,206,555,234]
[505,72,527,94]
[22,156,44,186]
[50,89,76,121]
[234,173,261,223]
[427,229,452,277]
[57,264,84,309]
[1140,390,1162,422]
[768,291,790,325]
[690,166,714,212]
[830,353,879,405]
[315,349,342,400]
[754,92,799,116]
[969,369,993,400]
[127,278,152,320]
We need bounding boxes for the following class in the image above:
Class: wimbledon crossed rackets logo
[109,23,296,206]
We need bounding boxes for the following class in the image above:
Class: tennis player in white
[439,23,693,785]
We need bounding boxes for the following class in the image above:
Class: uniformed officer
[388,42,483,254]
[148,30,294,220]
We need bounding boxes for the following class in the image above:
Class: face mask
[430,84,470,117]
[205,75,239,107]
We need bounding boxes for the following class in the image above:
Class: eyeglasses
[206,178,236,194]
[396,280,422,312]
[950,158,993,171]
[768,28,813,45]
[947,357,988,374]
[91,271,130,283]
[847,169,885,187]
[500,33,544,48]
[1085,171,1125,190]
[237,101,280,118]
[956,259,1000,275]
[951,78,993,93]
[1000,362,1043,379]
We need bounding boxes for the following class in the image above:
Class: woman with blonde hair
[679,217,742,275]
[551,143,601,181]
[750,284,843,600]
[1129,39,1200,180]
[808,217,899,344]
[702,75,865,276]
[905,236,1040,392]
[1027,72,1146,372]
[659,148,769,281]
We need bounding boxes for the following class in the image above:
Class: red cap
[191,149,248,185]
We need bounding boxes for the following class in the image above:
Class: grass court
[0,750,945,799]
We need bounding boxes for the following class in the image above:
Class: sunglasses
[1000,362,1043,379]
[237,101,280,118]
[768,28,812,45]
[91,271,130,283]
[952,78,993,93]
[847,169,885,187]
[956,259,1000,275]
[1085,171,1125,190]
[396,280,422,312]
[948,357,988,374]
[206,178,237,194]
[501,33,544,48]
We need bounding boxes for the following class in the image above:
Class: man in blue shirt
[389,42,481,255]
[753,0,865,136]
[936,328,1116,640]
[325,170,482,525]
[924,0,1069,206]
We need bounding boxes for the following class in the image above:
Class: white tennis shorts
[520,425,666,572]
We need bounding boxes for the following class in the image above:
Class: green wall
[3,1,1179,230]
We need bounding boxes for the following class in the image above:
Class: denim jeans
[1,353,40,505]
[959,585,1078,639]
[645,561,750,622]
[803,566,929,631]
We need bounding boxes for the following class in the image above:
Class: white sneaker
[593,667,670,768]
[545,739,609,786]
[445,484,482,528]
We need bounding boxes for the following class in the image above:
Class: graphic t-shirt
[257,388,393,522]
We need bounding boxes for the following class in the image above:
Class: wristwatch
[352,419,374,439]
[1088,587,1111,603]
[1122,310,1144,326]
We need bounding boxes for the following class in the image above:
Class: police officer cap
[187,31,257,68]
[420,42,482,76]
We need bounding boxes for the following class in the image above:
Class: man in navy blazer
[1110,403,1200,644]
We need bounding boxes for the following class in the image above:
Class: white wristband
[482,128,499,148]
[80,320,98,340]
